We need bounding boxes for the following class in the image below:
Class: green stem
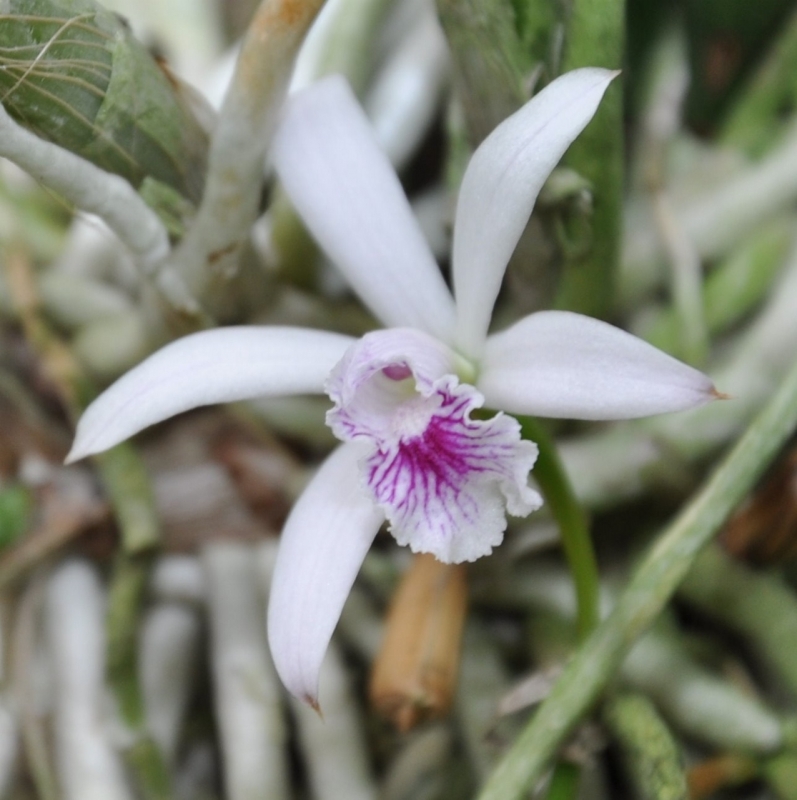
[520,417,599,639]
[555,0,624,318]
[106,555,173,800]
[436,0,529,146]
[94,443,160,555]
[603,693,687,800]
[479,355,797,800]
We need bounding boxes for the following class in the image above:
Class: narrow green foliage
[512,0,561,76]
[604,693,687,800]
[125,738,174,800]
[436,0,530,146]
[94,443,160,555]
[519,415,599,639]
[721,7,797,156]
[106,555,150,727]
[269,185,321,290]
[545,763,580,800]
[763,753,797,800]
[555,0,624,318]
[0,0,208,203]
[106,554,174,800]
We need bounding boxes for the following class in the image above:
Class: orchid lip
[325,330,541,563]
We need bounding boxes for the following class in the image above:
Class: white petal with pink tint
[267,444,385,705]
[273,75,456,342]
[67,327,354,462]
[452,68,616,357]
[478,311,717,420]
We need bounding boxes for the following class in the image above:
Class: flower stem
[603,692,688,799]
[479,352,797,800]
[519,416,600,640]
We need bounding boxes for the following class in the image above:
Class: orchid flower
[67,69,716,706]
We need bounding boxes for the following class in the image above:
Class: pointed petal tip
[64,448,80,466]
[64,437,94,465]
[711,386,732,401]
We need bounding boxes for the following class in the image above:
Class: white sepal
[478,310,717,420]
[273,75,456,342]
[267,443,384,705]
[453,68,616,357]
[67,326,354,461]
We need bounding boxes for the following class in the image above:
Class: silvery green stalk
[456,622,515,783]
[149,555,206,606]
[13,577,56,800]
[335,585,384,661]
[171,0,326,308]
[139,603,201,764]
[0,599,18,797]
[290,642,377,800]
[363,3,449,170]
[623,624,785,753]
[381,725,453,800]
[603,693,687,800]
[0,104,192,310]
[202,543,289,800]
[680,544,797,700]
[46,560,133,800]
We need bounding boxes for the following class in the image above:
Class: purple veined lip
[326,330,542,562]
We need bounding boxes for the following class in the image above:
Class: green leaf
[0,0,208,203]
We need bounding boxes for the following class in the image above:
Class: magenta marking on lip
[327,337,539,559]
[364,386,515,540]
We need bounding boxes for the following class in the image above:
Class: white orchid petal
[267,444,384,704]
[478,311,717,420]
[453,68,616,357]
[68,327,354,461]
[273,75,456,341]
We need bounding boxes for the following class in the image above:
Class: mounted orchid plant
[67,68,716,705]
